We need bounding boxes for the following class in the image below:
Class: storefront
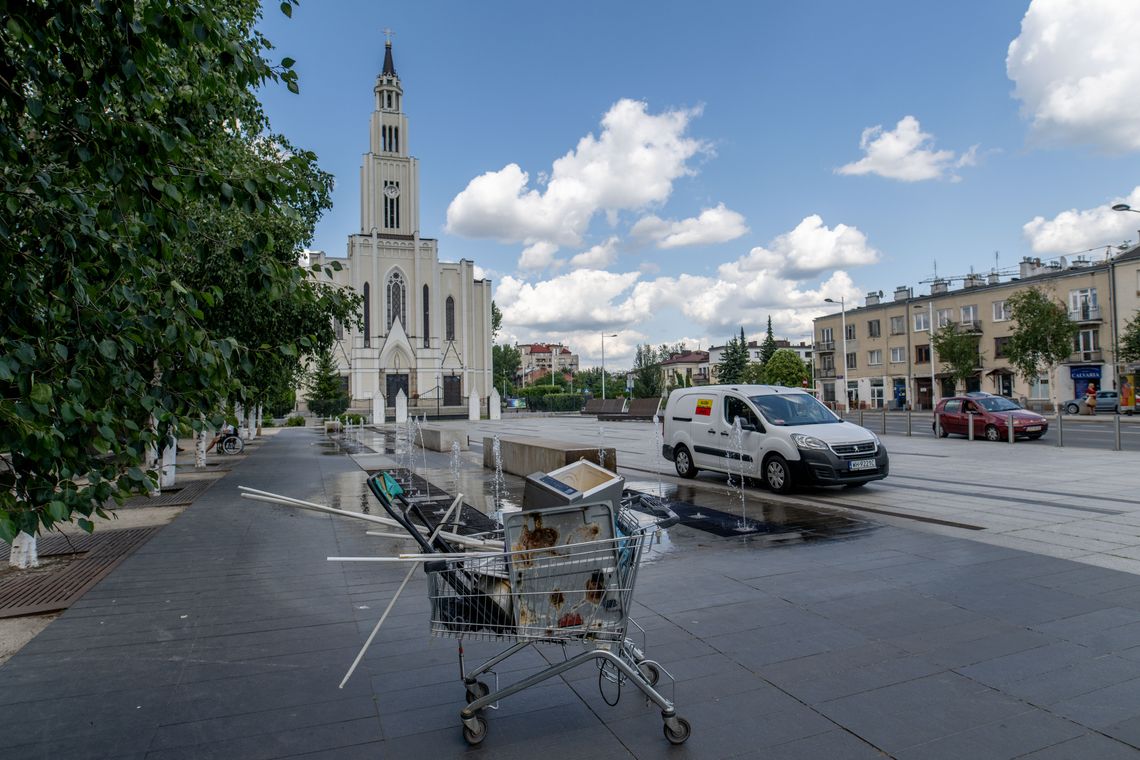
[893,378,907,409]
[1070,365,1102,400]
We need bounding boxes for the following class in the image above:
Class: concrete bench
[484,435,616,477]
[418,425,469,452]
[580,398,604,415]
[599,397,661,421]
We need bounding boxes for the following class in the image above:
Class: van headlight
[791,434,829,450]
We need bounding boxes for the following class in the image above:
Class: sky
[256,0,1140,369]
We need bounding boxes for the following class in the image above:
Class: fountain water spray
[727,416,751,531]
[650,414,665,499]
[490,434,509,526]
[449,439,462,495]
[597,424,607,470]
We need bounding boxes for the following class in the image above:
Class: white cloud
[836,116,977,182]
[495,269,646,332]
[1022,186,1140,252]
[518,241,562,271]
[727,214,879,279]
[630,203,749,249]
[569,237,620,269]
[1007,1,1140,152]
[445,99,709,259]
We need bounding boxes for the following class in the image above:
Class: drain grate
[121,478,215,508]
[0,527,161,618]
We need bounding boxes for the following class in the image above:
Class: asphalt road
[839,410,1140,451]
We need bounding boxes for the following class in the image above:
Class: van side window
[724,396,761,430]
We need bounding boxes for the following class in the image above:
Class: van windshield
[748,394,839,426]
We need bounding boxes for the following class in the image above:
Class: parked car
[661,385,888,493]
[933,395,1049,441]
[1063,390,1119,415]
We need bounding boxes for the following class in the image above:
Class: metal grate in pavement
[0,527,161,618]
[121,477,216,508]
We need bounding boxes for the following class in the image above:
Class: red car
[933,395,1049,441]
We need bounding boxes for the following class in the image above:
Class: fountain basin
[483,436,616,478]
[417,425,469,452]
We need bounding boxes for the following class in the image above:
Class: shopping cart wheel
[465,681,490,704]
[663,716,691,745]
[638,662,660,686]
[461,714,488,746]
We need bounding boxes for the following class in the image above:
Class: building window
[820,354,835,370]
[422,285,430,348]
[820,327,833,343]
[914,312,930,332]
[386,271,406,330]
[868,349,882,366]
[961,304,979,325]
[993,300,1010,322]
[890,347,905,363]
[889,315,905,335]
[936,308,953,328]
[822,382,836,402]
[1075,328,1100,358]
[845,323,856,340]
[915,344,930,364]
[845,352,857,370]
[1029,375,1049,399]
[362,282,371,347]
[445,295,455,341]
[868,319,881,338]
[1069,287,1098,314]
[994,336,1010,358]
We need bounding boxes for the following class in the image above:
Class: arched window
[362,282,370,348]
[445,296,455,341]
[386,271,406,330]
[422,285,430,348]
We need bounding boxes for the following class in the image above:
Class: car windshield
[749,394,839,426]
[976,397,1021,412]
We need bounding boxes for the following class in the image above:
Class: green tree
[760,316,779,365]
[0,0,327,546]
[305,350,349,418]
[1005,287,1078,409]
[740,362,766,384]
[931,323,983,394]
[491,301,503,341]
[577,367,625,398]
[717,327,749,384]
[632,344,663,398]
[492,343,520,396]
[1121,312,1140,364]
[760,349,809,387]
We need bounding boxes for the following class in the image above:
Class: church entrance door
[443,375,462,406]
[386,374,409,407]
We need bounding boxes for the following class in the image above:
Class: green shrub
[261,419,276,428]
[541,393,583,412]
[337,412,367,425]
[285,415,306,427]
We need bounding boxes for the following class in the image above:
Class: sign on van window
[695,398,713,416]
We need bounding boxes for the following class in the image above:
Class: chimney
[893,285,912,302]
[865,291,880,306]
[930,278,949,295]
[964,273,984,288]
[987,271,1000,285]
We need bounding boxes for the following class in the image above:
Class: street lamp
[915,302,936,410]
[824,297,849,413]
[1111,203,1139,213]
[600,333,617,402]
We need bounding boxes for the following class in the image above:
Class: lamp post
[915,302,936,410]
[1109,204,1137,397]
[601,333,617,402]
[825,298,849,413]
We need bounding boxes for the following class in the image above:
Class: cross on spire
[382,27,395,44]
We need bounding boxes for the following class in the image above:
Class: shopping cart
[425,499,690,747]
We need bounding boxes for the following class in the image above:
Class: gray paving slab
[5,426,1140,757]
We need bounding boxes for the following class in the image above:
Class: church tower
[312,37,494,415]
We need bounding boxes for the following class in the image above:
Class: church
[311,40,494,412]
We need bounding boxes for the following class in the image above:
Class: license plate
[849,459,876,471]
[1026,426,1041,432]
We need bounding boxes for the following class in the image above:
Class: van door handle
[720,432,729,436]
[707,429,716,434]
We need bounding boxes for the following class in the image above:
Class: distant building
[661,350,710,388]
[706,338,812,383]
[516,342,579,384]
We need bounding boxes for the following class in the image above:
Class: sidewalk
[4,427,1140,757]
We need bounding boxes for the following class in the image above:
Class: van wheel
[673,446,697,479]
[763,454,792,494]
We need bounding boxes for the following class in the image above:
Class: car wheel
[1065,402,1079,415]
[763,454,793,494]
[673,446,697,479]
[1027,433,1043,440]
[984,424,1001,442]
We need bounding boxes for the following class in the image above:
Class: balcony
[1069,304,1102,322]
[815,341,835,352]
[959,320,983,333]
[815,367,836,378]
[1066,350,1103,363]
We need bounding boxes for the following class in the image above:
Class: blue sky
[257,1,1140,368]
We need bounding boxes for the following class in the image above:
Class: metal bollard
[1008,413,1015,444]
[881,409,888,435]
[1115,413,1122,452]
[968,413,974,441]
[906,411,912,437]
[1055,408,1063,447]
[859,409,864,427]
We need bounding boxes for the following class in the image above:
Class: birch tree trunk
[9,532,39,569]
[195,413,208,469]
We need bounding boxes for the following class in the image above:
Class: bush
[541,393,584,412]
[261,419,275,428]
[337,412,367,425]
[285,415,306,427]
[517,385,561,402]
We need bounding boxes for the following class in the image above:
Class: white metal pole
[929,302,937,408]
[840,298,849,413]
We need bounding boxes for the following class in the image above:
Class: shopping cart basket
[426,500,690,747]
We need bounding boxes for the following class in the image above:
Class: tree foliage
[305,350,349,418]
[492,343,520,396]
[491,300,502,341]
[576,367,625,398]
[632,344,663,398]
[760,316,778,365]
[931,323,983,391]
[1005,287,1078,406]
[717,327,750,384]
[0,0,348,541]
[760,350,809,387]
[1121,312,1140,364]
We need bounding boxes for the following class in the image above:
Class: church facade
[311,41,493,411]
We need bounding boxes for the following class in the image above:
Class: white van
[661,385,888,493]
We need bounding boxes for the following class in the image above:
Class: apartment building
[706,339,813,383]
[516,342,579,384]
[812,256,1118,411]
[660,350,710,387]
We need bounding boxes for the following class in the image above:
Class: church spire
[381,39,397,78]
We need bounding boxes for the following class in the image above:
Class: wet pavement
[5,426,1140,758]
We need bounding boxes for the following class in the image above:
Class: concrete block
[483,435,617,477]
[469,390,481,421]
[418,426,468,452]
[372,394,385,425]
[395,389,408,423]
[489,388,502,420]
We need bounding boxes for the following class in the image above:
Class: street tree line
[1,1,359,546]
